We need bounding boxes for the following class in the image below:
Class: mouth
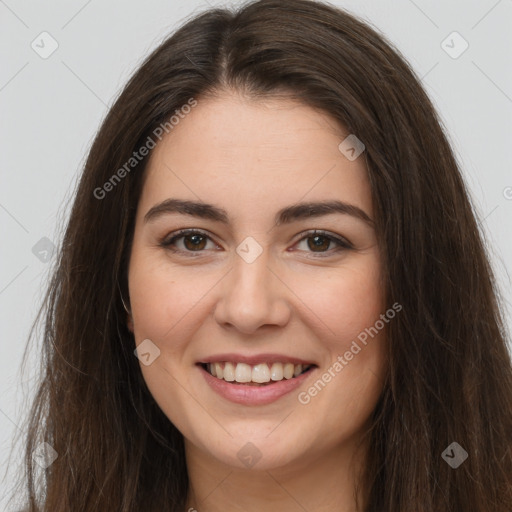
[197,354,318,405]
[199,361,315,386]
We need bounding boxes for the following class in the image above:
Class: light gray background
[1,0,511,508]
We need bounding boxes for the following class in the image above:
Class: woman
[13,0,512,510]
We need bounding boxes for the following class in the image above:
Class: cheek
[128,245,213,343]
[127,247,207,431]
[295,257,383,346]
[295,258,386,406]
[296,273,387,449]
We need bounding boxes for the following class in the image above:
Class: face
[127,90,387,472]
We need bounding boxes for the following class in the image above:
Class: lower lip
[199,364,316,405]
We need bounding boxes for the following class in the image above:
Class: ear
[127,313,134,332]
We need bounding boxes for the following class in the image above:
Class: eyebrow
[144,198,374,227]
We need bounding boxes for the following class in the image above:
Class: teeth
[283,363,294,379]
[205,361,311,383]
[235,363,252,383]
[252,363,270,383]
[270,362,283,381]
[223,362,235,382]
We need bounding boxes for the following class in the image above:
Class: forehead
[138,91,372,225]
[149,91,348,163]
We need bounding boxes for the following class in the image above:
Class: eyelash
[160,228,352,258]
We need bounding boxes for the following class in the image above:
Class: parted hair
[10,0,512,510]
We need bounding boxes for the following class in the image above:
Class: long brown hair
[11,0,512,510]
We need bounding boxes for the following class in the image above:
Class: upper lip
[198,353,317,366]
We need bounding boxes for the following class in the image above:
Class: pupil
[309,235,328,251]
[185,234,205,250]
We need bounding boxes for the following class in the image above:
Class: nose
[213,246,291,334]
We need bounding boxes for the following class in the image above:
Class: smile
[202,361,313,385]
[197,357,317,405]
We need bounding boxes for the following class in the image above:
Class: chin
[188,424,312,471]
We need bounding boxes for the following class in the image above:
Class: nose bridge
[214,240,290,332]
[234,243,271,297]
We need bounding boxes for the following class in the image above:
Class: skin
[127,89,387,511]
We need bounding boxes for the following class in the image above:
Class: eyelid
[161,228,220,252]
[292,229,353,248]
[160,228,352,256]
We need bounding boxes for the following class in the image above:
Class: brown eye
[306,234,331,252]
[294,230,352,257]
[161,229,217,254]
[182,233,207,251]
[161,228,351,258]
